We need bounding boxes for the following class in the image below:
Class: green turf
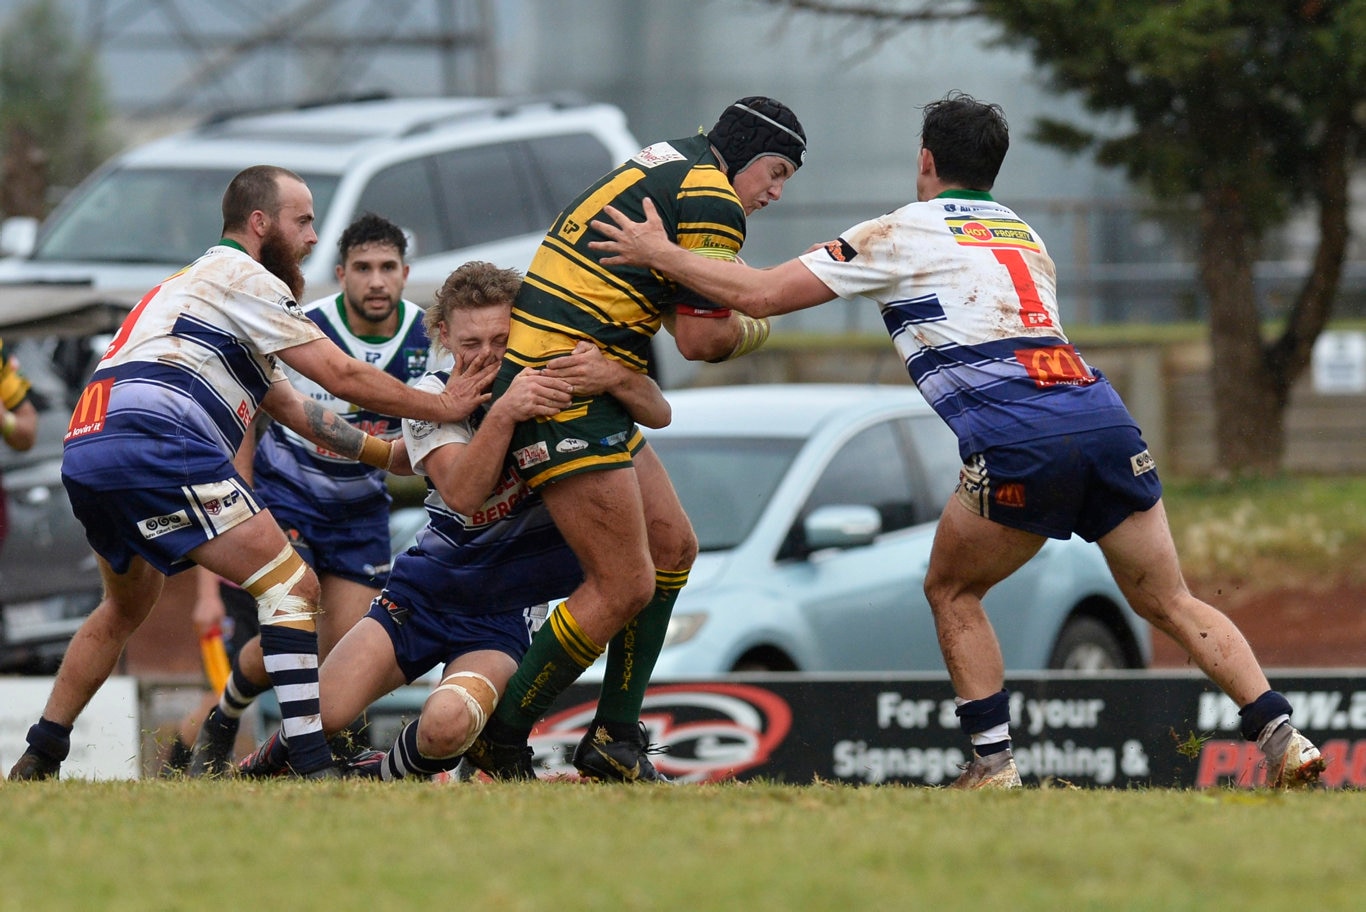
[1162,474,1366,583]
[0,779,1360,911]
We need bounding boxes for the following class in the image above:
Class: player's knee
[922,567,948,608]
[89,594,155,639]
[588,563,655,621]
[243,544,320,628]
[1127,593,1182,629]
[653,525,698,572]
[416,709,470,759]
[620,568,657,617]
[422,671,499,758]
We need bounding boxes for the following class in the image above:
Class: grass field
[5,476,1363,910]
[1162,474,1366,585]
[1,779,1361,911]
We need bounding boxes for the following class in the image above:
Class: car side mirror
[0,216,38,257]
[803,504,881,551]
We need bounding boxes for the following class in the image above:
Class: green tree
[757,0,1366,474]
[0,0,109,217]
[977,0,1366,474]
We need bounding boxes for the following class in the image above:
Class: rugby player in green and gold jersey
[467,97,806,781]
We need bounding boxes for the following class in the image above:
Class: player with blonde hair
[238,261,670,780]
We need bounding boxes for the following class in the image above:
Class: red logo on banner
[519,683,794,783]
[1195,738,1366,788]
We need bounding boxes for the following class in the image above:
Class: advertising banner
[505,671,1366,788]
[0,676,140,780]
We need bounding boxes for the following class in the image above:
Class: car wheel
[730,647,797,673]
[1048,615,1127,671]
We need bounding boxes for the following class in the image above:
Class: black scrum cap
[706,96,806,179]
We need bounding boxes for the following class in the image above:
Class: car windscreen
[33,167,340,266]
[648,435,801,552]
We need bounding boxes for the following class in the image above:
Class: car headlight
[662,612,708,648]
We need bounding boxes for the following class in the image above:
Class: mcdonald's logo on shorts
[993,483,1026,509]
[1014,344,1095,388]
[65,378,115,441]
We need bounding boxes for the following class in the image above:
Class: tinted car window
[801,421,919,533]
[433,143,542,248]
[650,436,801,552]
[356,158,449,260]
[900,414,962,517]
[525,133,618,214]
[34,167,339,268]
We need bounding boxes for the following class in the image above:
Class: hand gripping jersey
[62,244,325,488]
[253,294,430,520]
[799,190,1133,458]
[385,372,580,616]
[505,133,747,375]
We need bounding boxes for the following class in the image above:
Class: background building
[3,0,1360,332]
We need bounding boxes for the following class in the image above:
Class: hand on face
[437,351,499,422]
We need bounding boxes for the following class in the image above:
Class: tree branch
[745,0,979,24]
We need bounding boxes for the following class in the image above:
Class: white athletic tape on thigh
[245,544,315,626]
[430,671,499,757]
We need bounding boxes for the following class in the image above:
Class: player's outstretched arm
[590,197,837,319]
[277,336,496,424]
[261,379,396,471]
[541,341,671,428]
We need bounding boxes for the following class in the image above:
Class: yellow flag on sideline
[200,626,231,694]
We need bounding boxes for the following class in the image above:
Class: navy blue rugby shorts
[954,425,1162,542]
[64,474,263,575]
[270,503,392,589]
[365,589,537,684]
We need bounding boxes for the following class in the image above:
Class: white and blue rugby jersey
[252,294,430,520]
[385,372,580,616]
[799,190,1133,458]
[62,244,325,488]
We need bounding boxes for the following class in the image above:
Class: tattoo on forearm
[302,400,364,458]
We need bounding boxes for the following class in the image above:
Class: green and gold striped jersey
[506,133,746,374]
[0,338,31,411]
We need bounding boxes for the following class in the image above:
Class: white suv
[0,96,640,671]
[0,95,641,300]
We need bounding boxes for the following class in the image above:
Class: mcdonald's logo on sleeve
[1013,344,1096,388]
[65,378,115,441]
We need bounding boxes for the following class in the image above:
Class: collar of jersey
[333,293,405,344]
[933,189,994,202]
[217,238,248,253]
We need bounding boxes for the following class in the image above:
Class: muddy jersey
[62,243,324,488]
[253,294,429,520]
[799,190,1133,458]
[386,372,580,616]
[504,133,746,375]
